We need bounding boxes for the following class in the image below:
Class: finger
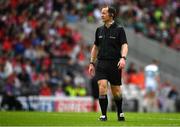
[92,71,95,76]
[91,70,93,76]
[90,68,95,76]
[89,69,92,75]
[120,64,125,69]
[119,63,124,69]
[117,62,120,67]
[91,71,95,77]
[89,69,91,75]
[118,64,121,69]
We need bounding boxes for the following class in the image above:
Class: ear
[111,13,114,18]
[109,13,114,18]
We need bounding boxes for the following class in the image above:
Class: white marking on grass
[135,117,180,121]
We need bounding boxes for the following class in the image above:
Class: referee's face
[101,7,111,23]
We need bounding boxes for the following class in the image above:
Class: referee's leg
[111,85,125,121]
[98,79,108,120]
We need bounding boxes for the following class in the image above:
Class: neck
[105,20,114,28]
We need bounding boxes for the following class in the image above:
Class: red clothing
[40,86,51,96]
[30,19,38,29]
[171,33,180,50]
[78,51,85,61]
[154,0,167,7]
[136,72,145,90]
[2,38,12,52]
[10,0,19,9]
[42,57,52,69]
[57,26,71,37]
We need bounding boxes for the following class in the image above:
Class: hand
[117,58,126,69]
[89,64,95,77]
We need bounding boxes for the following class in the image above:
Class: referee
[88,6,128,121]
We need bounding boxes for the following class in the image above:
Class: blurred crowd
[0,0,96,98]
[117,0,180,51]
[0,0,179,111]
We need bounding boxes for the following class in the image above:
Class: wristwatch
[121,56,126,60]
[90,62,95,66]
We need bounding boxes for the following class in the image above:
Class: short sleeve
[119,27,127,45]
[94,28,99,46]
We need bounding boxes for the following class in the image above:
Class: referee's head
[107,6,117,19]
[101,6,117,22]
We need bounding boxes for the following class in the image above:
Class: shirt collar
[104,21,116,29]
[110,20,114,25]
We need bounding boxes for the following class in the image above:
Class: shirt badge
[109,36,116,39]
[98,36,103,38]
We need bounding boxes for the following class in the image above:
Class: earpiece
[108,6,116,19]
[109,13,114,18]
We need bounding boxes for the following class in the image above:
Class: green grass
[0,111,180,126]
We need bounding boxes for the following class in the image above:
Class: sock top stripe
[99,95,107,99]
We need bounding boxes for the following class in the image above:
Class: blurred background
[0,0,179,113]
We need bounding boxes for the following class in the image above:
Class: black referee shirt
[94,22,127,60]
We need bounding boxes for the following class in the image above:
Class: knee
[98,83,107,95]
[112,88,122,98]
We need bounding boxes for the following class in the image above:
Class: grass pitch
[0,111,180,126]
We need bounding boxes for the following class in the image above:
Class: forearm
[90,44,98,63]
[121,43,128,57]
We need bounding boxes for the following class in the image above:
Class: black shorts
[95,60,122,85]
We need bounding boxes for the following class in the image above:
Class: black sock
[114,96,123,117]
[99,95,108,116]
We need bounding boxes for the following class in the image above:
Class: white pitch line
[132,117,180,121]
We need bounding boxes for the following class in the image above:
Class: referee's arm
[121,43,128,59]
[89,44,98,76]
[118,43,128,69]
[90,44,98,63]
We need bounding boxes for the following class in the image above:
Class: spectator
[39,82,52,96]
[0,75,22,110]
[76,84,87,96]
[135,67,145,90]
[171,27,180,51]
[126,62,137,84]
[49,70,62,92]
[2,57,13,79]
[159,80,178,112]
[54,86,65,96]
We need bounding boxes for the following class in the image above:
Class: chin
[102,19,106,23]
